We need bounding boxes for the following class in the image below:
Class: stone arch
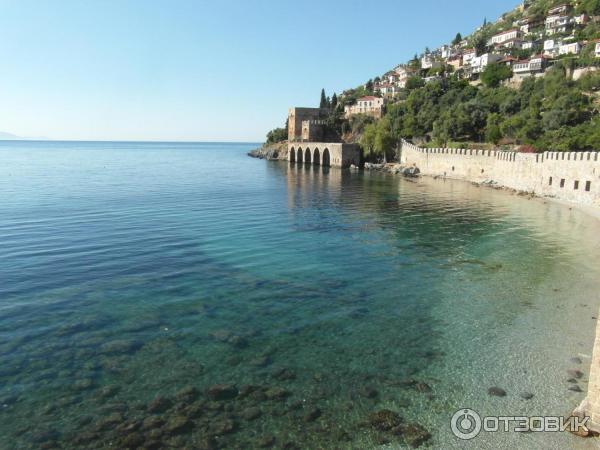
[297,147,303,163]
[313,148,320,166]
[289,147,296,163]
[322,148,331,167]
[304,148,311,164]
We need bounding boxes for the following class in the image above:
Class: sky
[0,0,519,142]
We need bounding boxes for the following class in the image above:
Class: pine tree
[331,93,338,110]
[452,32,462,46]
[320,89,327,108]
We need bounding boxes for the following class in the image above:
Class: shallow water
[1,141,599,449]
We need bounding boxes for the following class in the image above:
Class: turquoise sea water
[1,141,600,449]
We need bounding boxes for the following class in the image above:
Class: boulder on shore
[402,166,421,178]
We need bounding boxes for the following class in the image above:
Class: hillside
[269,0,600,159]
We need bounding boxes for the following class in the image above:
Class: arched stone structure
[286,142,360,168]
[322,148,331,167]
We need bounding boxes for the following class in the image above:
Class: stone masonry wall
[401,140,600,208]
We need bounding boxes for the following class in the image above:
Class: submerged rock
[147,396,172,413]
[209,417,236,435]
[487,387,507,397]
[164,415,192,435]
[272,367,296,381]
[175,386,199,402]
[520,392,534,400]
[368,410,402,431]
[395,423,432,448]
[264,387,290,400]
[567,369,584,379]
[256,435,276,448]
[100,339,143,355]
[570,357,583,365]
[569,385,583,393]
[303,407,322,423]
[240,406,261,421]
[207,384,238,401]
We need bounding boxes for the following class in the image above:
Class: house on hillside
[495,38,524,49]
[543,39,562,57]
[470,53,502,74]
[394,66,413,88]
[421,54,440,70]
[596,40,600,57]
[499,56,517,68]
[447,55,463,70]
[559,42,582,55]
[488,29,523,46]
[545,14,572,34]
[344,96,384,119]
[462,49,476,66]
[548,3,571,16]
[512,54,549,80]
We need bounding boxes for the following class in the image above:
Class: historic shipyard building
[286,107,361,168]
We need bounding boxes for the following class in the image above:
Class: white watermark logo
[450,408,589,440]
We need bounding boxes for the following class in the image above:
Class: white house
[462,49,476,66]
[545,15,571,34]
[421,54,441,70]
[471,53,502,74]
[543,39,561,57]
[489,29,522,45]
[393,66,412,88]
[596,41,600,58]
[496,38,524,49]
[512,55,548,79]
[559,42,581,56]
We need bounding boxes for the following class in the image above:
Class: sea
[1,140,600,449]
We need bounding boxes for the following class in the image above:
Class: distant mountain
[0,131,23,140]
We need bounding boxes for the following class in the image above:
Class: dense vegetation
[265,0,600,157]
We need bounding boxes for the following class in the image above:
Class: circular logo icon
[451,408,482,440]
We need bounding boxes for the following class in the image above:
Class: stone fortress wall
[400,140,600,208]
[286,142,361,169]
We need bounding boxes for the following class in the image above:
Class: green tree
[331,93,338,110]
[480,64,513,88]
[485,113,503,144]
[405,76,425,90]
[320,89,327,108]
[452,33,463,46]
[577,0,600,15]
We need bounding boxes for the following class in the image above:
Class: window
[549,177,553,186]
[574,180,579,190]
[560,179,565,188]
[585,181,591,192]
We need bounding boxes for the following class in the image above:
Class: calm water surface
[1,141,600,449]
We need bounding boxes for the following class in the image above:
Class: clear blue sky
[0,0,519,142]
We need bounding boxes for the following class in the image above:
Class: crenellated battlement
[400,140,600,207]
